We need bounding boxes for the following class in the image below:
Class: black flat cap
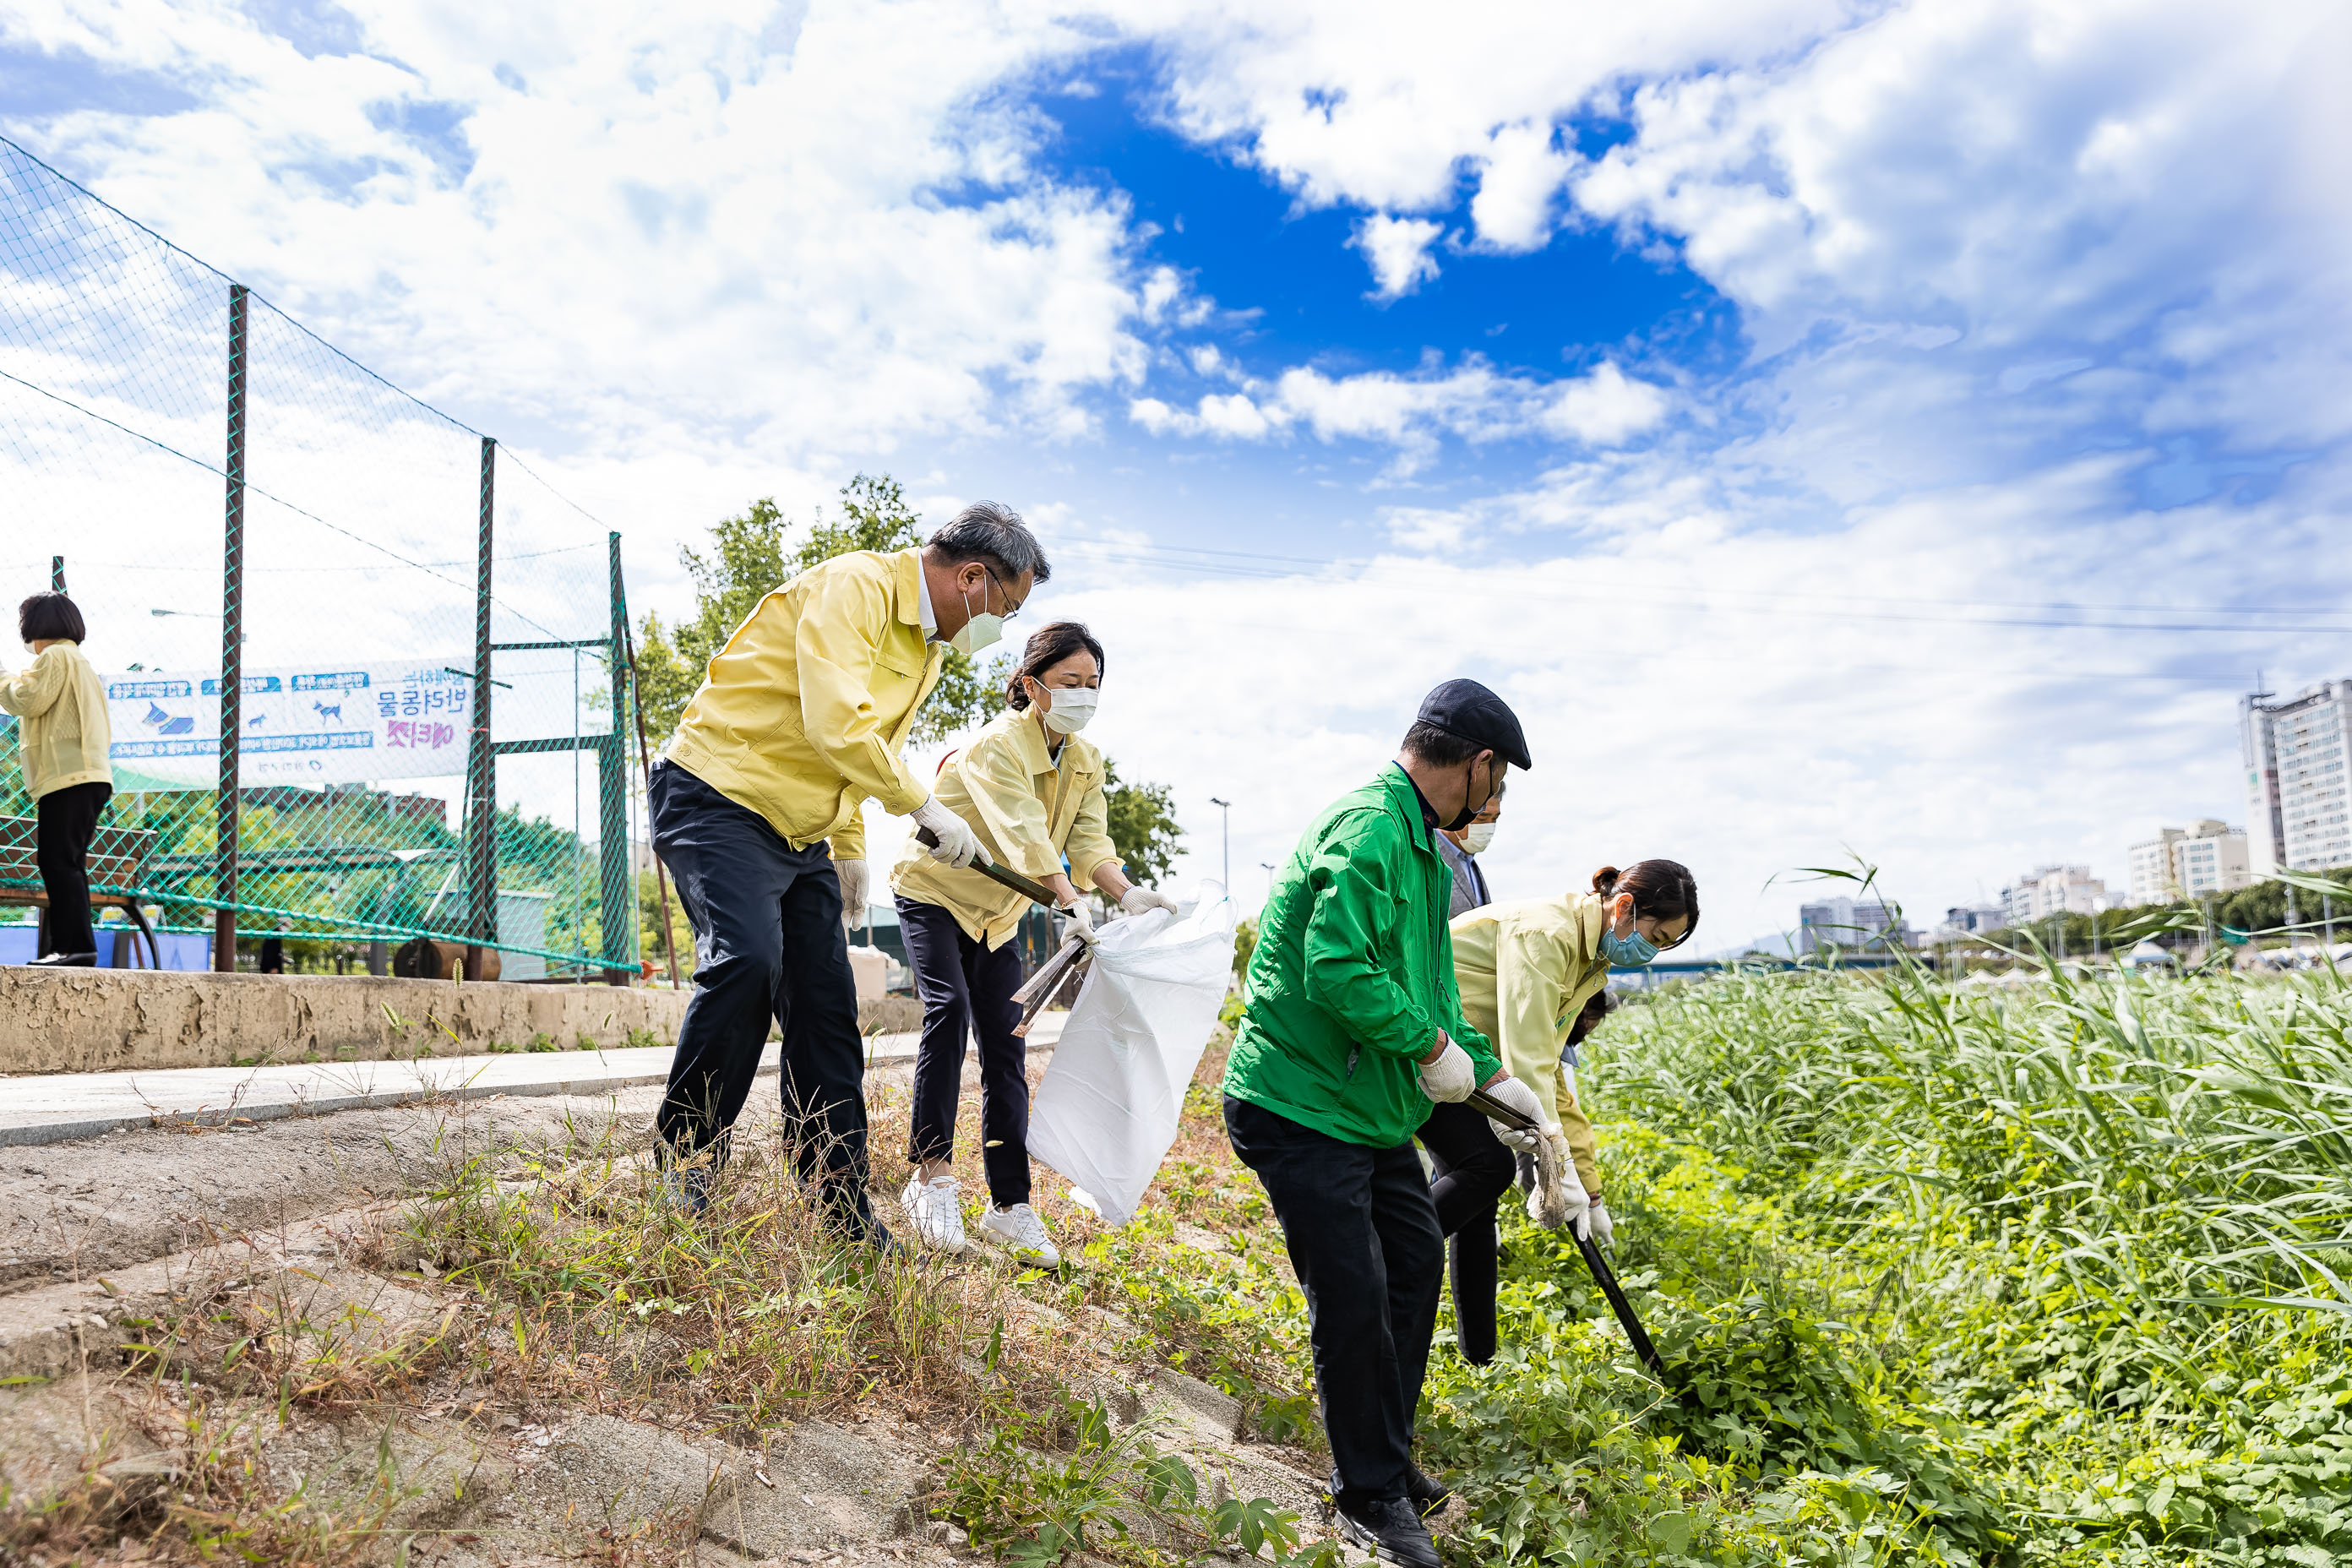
[1416,678,1532,770]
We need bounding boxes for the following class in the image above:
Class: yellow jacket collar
[894,548,928,632]
[999,708,1099,778]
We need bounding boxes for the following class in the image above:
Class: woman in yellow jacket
[0,594,115,966]
[1440,861,1697,1348]
[890,621,1175,1265]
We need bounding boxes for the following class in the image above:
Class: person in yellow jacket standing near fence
[651,504,1049,1239]
[890,620,1176,1266]
[1,593,114,966]
[1448,860,1699,1248]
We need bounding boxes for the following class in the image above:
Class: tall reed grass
[1578,961,2352,1560]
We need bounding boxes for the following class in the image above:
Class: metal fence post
[464,436,497,980]
[214,283,247,974]
[599,531,632,983]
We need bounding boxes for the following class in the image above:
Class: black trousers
[1225,1094,1442,1508]
[1419,1101,1518,1365]
[650,762,877,1237]
[35,782,111,958]
[897,894,1032,1207]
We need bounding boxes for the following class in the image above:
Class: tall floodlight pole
[1210,798,1231,892]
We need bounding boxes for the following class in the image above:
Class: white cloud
[3,0,1172,470]
[1468,121,1574,253]
[1144,0,1844,215]
[1005,427,2352,939]
[1541,362,1671,446]
[1349,213,1444,300]
[1124,357,1670,471]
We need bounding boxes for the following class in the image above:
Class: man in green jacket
[1223,679,1545,1568]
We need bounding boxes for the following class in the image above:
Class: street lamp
[1209,798,1231,891]
[1260,861,1276,903]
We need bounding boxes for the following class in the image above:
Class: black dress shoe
[1333,1495,1441,1568]
[1330,1466,1452,1517]
[27,951,98,967]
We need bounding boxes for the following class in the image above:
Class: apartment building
[2243,681,2352,873]
[2127,819,2251,904]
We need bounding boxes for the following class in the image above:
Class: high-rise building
[1798,896,1907,953]
[2243,682,2352,874]
[2128,830,2183,906]
[2001,865,2107,925]
[2128,820,2251,904]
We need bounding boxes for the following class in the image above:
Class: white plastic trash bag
[1026,883,1238,1228]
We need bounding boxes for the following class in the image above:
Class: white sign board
[104,660,473,789]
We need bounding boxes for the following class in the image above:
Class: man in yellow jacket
[651,503,1049,1239]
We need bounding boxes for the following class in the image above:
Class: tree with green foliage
[1103,758,1184,887]
[634,475,1008,747]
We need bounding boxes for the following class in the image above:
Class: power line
[0,364,567,640]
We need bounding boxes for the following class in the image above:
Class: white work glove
[1478,1075,1547,1154]
[1415,1035,1477,1103]
[911,796,990,869]
[835,858,869,929]
[1059,900,1098,945]
[1120,886,1179,917]
[1584,1195,1614,1247]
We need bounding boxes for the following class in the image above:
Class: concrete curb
[0,1061,699,1148]
[0,1018,1059,1148]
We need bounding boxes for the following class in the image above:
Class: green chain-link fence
[0,135,642,978]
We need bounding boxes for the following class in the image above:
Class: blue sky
[3,0,2349,945]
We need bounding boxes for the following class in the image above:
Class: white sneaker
[979,1202,1059,1267]
[900,1176,970,1254]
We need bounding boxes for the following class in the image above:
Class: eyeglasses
[983,568,1026,623]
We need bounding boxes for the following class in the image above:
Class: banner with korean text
[103,661,474,789]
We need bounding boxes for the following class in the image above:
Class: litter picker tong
[914,827,1092,1037]
[1465,1086,1679,1393]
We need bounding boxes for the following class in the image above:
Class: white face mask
[950,573,1004,656]
[1033,683,1098,735]
[1460,822,1497,855]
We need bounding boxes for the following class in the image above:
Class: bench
[0,814,163,967]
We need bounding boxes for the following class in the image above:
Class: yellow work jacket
[1450,894,1611,1193]
[0,641,113,798]
[663,548,941,862]
[890,709,1122,948]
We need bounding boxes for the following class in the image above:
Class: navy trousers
[651,762,879,1238]
[1224,1093,1443,1509]
[1418,1100,1518,1364]
[897,894,1032,1207]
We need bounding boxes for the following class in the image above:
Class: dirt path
[1,1036,1357,1567]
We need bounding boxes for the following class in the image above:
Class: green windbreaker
[1223,764,1501,1148]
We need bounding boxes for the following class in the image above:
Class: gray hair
[928,500,1051,585]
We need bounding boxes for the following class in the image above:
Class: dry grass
[3,1026,1331,1567]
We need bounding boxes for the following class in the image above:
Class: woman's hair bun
[1591,866,1621,896]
